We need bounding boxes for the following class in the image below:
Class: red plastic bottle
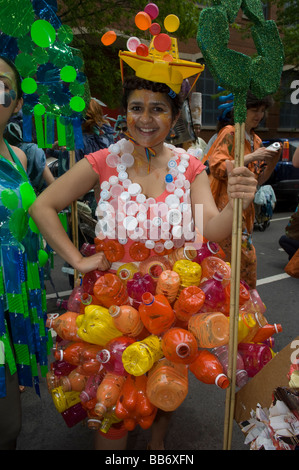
[173,286,205,322]
[161,327,198,364]
[96,336,135,375]
[238,343,273,377]
[51,360,77,377]
[126,272,155,309]
[139,292,175,335]
[67,286,86,313]
[46,312,83,342]
[189,350,230,389]
[192,241,220,264]
[251,323,282,343]
[82,269,104,294]
[199,272,226,312]
[212,345,248,388]
[93,273,129,308]
[61,402,87,427]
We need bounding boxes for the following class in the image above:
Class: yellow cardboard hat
[119,37,204,95]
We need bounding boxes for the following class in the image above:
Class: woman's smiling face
[126,88,175,149]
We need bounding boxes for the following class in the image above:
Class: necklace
[95,138,196,252]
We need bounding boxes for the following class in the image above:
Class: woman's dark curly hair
[122,76,183,121]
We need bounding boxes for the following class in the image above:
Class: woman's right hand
[76,251,111,274]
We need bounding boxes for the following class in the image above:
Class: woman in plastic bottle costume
[29,38,257,450]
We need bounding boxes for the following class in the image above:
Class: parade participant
[204,92,281,288]
[0,56,50,450]
[29,39,257,450]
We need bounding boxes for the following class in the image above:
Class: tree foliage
[273,0,299,69]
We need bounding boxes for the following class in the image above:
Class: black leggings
[0,366,22,450]
[279,235,299,260]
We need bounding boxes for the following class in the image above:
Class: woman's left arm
[191,162,257,242]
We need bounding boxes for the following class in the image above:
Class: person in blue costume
[0,56,51,450]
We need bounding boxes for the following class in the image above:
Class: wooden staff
[69,149,79,284]
[223,122,245,450]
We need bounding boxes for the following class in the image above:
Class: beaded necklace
[95,138,196,252]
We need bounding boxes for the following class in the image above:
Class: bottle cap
[165,173,173,183]
[128,182,142,196]
[215,373,230,389]
[142,292,154,305]
[109,305,121,317]
[94,402,107,418]
[97,349,110,364]
[121,153,135,167]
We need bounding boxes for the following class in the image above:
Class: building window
[195,60,219,127]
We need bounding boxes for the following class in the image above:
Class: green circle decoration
[60,65,77,83]
[34,103,46,116]
[28,217,40,234]
[20,182,36,210]
[38,249,49,267]
[31,20,56,48]
[1,189,19,210]
[70,96,86,112]
[21,77,38,94]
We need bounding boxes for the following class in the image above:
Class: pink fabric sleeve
[185,154,206,183]
[84,148,117,185]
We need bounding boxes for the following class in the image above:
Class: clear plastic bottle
[189,350,230,389]
[146,358,189,411]
[60,369,88,392]
[237,343,273,377]
[139,292,175,335]
[174,286,205,321]
[161,327,198,364]
[212,345,248,388]
[80,371,106,403]
[96,336,135,375]
[200,256,231,284]
[188,312,229,348]
[156,270,181,304]
[122,335,163,376]
[108,304,144,337]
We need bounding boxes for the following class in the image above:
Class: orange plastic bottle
[189,350,230,389]
[129,241,151,261]
[94,372,126,419]
[139,292,175,335]
[221,281,251,315]
[156,270,180,304]
[167,245,197,265]
[108,304,144,337]
[173,286,205,321]
[188,312,229,348]
[54,342,103,376]
[146,358,189,411]
[251,323,282,343]
[161,327,198,364]
[200,256,231,284]
[46,312,83,342]
[60,369,89,392]
[93,273,129,308]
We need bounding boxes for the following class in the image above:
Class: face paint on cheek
[0,89,17,108]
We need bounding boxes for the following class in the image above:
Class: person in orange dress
[203,91,281,288]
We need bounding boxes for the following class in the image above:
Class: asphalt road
[16,207,298,452]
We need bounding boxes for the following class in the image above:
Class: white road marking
[256,272,290,286]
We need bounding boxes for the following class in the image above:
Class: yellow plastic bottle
[116,263,139,284]
[172,259,202,295]
[76,305,122,346]
[122,335,163,376]
[51,386,81,413]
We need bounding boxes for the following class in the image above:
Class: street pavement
[16,209,298,452]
